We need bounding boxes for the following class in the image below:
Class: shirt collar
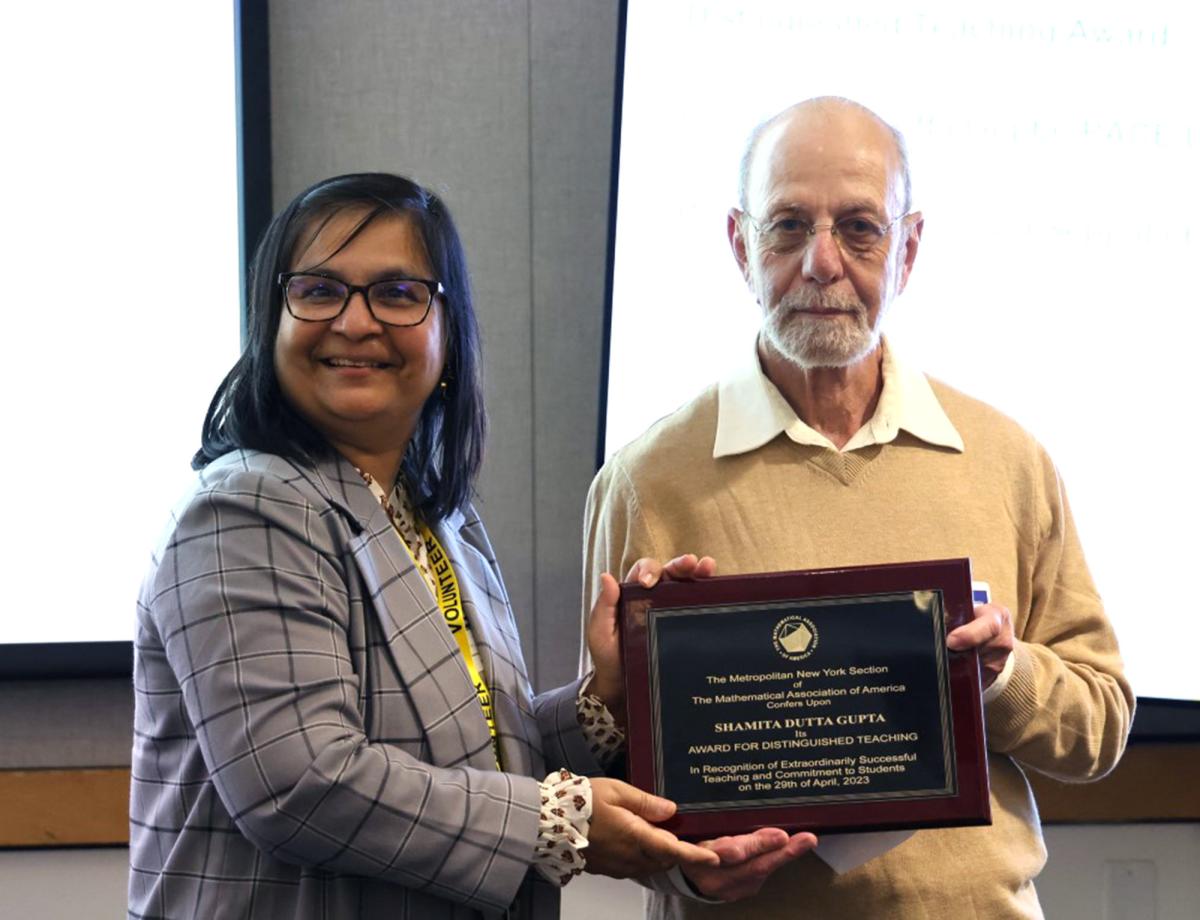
[713,337,964,458]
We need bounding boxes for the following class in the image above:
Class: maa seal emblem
[773,615,819,661]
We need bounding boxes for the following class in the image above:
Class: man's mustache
[778,291,866,314]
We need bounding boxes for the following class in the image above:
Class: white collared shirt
[714,338,964,458]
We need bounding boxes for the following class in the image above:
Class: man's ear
[727,208,753,283]
[896,211,923,294]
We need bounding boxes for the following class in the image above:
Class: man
[582,97,1132,918]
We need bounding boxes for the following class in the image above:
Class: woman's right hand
[584,777,720,879]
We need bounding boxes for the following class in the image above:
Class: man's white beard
[761,292,883,369]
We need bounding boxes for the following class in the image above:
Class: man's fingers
[585,575,620,659]
[661,553,699,578]
[625,557,663,587]
[749,832,817,875]
[946,620,991,650]
[784,831,818,857]
[702,828,789,864]
[947,604,1010,651]
[592,572,620,613]
[584,572,626,706]
[625,554,718,588]
[663,553,717,580]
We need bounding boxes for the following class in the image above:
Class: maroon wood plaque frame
[619,557,990,839]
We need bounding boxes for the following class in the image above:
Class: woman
[128,173,722,919]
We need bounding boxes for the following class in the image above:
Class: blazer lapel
[301,455,496,770]
[433,511,541,777]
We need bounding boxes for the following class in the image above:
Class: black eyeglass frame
[277,272,445,327]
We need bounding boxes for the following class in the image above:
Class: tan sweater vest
[584,378,1133,920]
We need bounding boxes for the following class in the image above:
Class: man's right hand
[584,778,721,879]
[682,828,818,901]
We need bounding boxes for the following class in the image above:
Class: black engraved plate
[619,559,990,837]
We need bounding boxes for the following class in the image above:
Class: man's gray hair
[736,97,912,215]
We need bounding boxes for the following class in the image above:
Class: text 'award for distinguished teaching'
[618,558,991,838]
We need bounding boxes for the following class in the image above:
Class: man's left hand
[946,602,1015,688]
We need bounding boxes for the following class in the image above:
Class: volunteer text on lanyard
[413,520,503,771]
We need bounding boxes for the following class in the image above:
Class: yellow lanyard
[412,520,503,771]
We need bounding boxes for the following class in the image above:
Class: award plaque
[619,558,990,838]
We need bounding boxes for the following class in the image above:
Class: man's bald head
[727,96,924,373]
[737,97,911,215]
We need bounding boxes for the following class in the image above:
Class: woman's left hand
[585,554,717,717]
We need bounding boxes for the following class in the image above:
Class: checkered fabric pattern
[130,450,602,919]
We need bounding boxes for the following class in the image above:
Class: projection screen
[603,0,1199,709]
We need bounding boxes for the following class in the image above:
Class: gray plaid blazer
[130,450,601,919]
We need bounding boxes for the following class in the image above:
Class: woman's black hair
[195,172,486,524]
